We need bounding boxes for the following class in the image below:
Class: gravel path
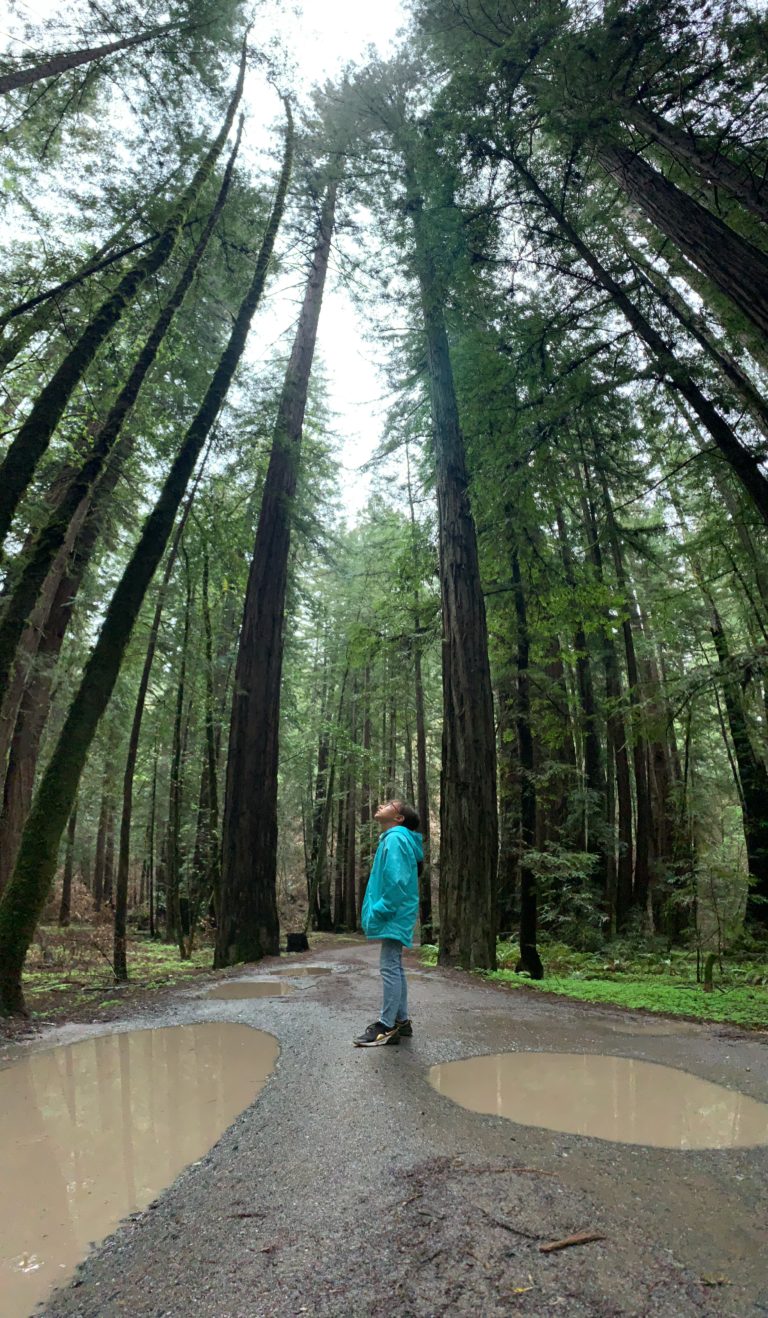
[5,941,768,1316]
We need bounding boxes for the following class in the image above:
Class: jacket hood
[389,825,423,863]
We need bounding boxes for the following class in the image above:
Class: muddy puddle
[429,1051,768,1149]
[204,979,294,999]
[0,1021,277,1318]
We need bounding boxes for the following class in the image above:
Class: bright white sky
[244,0,411,521]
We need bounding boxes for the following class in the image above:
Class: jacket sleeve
[370,834,412,918]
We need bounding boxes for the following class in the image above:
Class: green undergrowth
[22,928,215,1019]
[419,940,768,1029]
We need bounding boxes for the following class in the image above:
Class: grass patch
[420,940,768,1030]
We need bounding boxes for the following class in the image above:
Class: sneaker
[354,1020,400,1047]
[395,1018,413,1037]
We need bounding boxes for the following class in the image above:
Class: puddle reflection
[429,1051,768,1149]
[0,1022,277,1317]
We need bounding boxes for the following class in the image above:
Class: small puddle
[429,1051,768,1149]
[0,1022,277,1317]
[204,979,293,999]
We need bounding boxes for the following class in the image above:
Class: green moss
[483,969,768,1028]
[419,938,768,1029]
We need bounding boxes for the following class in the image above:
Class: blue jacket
[361,826,423,947]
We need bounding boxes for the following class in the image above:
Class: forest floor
[422,939,768,1031]
[1,937,767,1316]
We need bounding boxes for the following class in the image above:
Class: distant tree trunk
[404,153,497,970]
[309,730,330,927]
[555,505,606,891]
[147,743,159,939]
[344,697,358,933]
[0,122,243,702]
[579,473,633,926]
[167,556,193,958]
[333,790,345,929]
[114,471,203,981]
[216,179,337,969]
[511,548,540,971]
[596,142,768,338]
[413,643,433,941]
[358,663,373,921]
[0,21,176,94]
[496,674,520,933]
[709,607,768,926]
[0,101,293,1015]
[0,41,247,551]
[58,802,77,927]
[618,99,768,225]
[512,155,768,525]
[103,805,116,909]
[598,467,652,918]
[93,779,109,913]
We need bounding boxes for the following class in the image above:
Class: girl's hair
[394,800,420,831]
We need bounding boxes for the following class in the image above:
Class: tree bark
[113,474,202,981]
[58,801,77,927]
[0,41,247,551]
[510,547,539,970]
[619,98,768,226]
[0,103,292,1015]
[596,142,768,339]
[579,472,634,926]
[405,153,498,970]
[512,154,768,525]
[216,178,336,968]
[0,122,243,704]
[0,22,176,94]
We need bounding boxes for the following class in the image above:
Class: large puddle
[429,1051,768,1149]
[0,1022,278,1318]
[204,979,294,998]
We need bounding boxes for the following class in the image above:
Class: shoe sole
[353,1035,400,1047]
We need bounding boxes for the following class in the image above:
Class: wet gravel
[3,942,767,1317]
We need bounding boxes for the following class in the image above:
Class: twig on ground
[474,1204,543,1241]
[539,1232,606,1253]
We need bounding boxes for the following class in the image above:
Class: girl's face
[374,799,404,827]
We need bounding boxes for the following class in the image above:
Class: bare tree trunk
[512,155,768,525]
[114,468,204,980]
[619,98,768,225]
[0,123,243,703]
[596,142,768,338]
[0,21,177,94]
[216,179,337,968]
[404,151,498,970]
[58,801,77,927]
[511,547,540,975]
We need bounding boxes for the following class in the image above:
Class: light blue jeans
[379,938,408,1028]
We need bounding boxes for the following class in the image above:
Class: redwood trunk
[597,142,768,338]
[216,181,337,968]
[405,159,498,969]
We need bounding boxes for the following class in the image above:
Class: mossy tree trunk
[511,154,768,527]
[0,103,293,1015]
[0,122,243,703]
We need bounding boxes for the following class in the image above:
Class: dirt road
[5,941,768,1316]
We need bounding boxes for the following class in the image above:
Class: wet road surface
[1,941,766,1316]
